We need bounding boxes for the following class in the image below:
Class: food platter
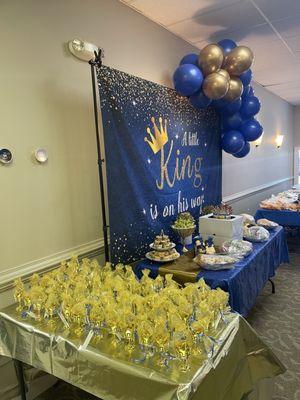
[145,251,180,263]
[222,239,253,258]
[256,219,278,231]
[193,254,237,270]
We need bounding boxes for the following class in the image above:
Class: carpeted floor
[36,243,300,400]
[247,249,300,400]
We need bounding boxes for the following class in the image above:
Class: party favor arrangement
[14,257,230,371]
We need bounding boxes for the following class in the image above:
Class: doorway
[294,147,300,185]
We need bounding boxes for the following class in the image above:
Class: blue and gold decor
[174,40,263,158]
[98,66,221,264]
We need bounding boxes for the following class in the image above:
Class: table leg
[14,359,27,400]
[268,278,275,294]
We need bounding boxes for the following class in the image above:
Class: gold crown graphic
[144,117,169,154]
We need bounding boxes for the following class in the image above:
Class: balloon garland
[173,39,263,158]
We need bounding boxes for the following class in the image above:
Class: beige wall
[293,106,300,148]
[0,0,196,279]
[293,106,300,183]
[0,0,295,288]
[222,82,294,198]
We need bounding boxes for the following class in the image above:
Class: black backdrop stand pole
[89,50,110,262]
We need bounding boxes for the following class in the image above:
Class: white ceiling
[120,0,300,105]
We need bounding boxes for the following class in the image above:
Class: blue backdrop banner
[98,66,221,264]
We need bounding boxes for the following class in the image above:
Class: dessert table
[134,227,289,316]
[0,305,285,400]
[255,208,300,227]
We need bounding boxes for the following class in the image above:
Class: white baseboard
[0,238,104,291]
[222,176,293,203]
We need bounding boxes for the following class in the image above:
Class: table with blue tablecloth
[255,208,300,227]
[134,227,289,316]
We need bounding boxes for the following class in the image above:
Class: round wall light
[35,148,48,163]
[0,148,13,165]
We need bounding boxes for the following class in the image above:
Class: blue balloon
[221,130,245,154]
[173,64,203,96]
[189,90,212,109]
[233,141,250,158]
[240,95,261,118]
[240,118,263,141]
[242,85,250,98]
[249,86,255,96]
[223,112,243,130]
[223,97,242,114]
[180,53,199,66]
[211,98,228,109]
[239,69,252,86]
[218,39,237,54]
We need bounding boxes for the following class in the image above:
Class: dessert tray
[260,191,300,211]
[146,230,180,262]
[150,230,176,251]
[193,254,237,270]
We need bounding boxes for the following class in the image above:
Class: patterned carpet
[247,248,300,400]
[36,244,300,400]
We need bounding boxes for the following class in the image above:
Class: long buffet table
[135,227,289,316]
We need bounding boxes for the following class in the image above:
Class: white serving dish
[193,254,237,270]
[145,251,180,263]
[222,240,253,258]
[149,242,176,251]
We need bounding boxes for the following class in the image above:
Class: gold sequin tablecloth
[0,305,284,400]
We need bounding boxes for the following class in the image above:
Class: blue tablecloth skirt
[134,227,289,316]
[255,208,300,227]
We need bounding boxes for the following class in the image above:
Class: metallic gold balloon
[217,69,230,81]
[198,44,224,76]
[223,46,254,76]
[202,72,229,100]
[224,77,243,102]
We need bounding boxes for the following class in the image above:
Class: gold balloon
[223,46,254,76]
[217,69,230,81]
[202,72,229,100]
[198,44,224,76]
[224,77,243,102]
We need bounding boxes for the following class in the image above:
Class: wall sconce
[275,134,284,148]
[254,133,264,147]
